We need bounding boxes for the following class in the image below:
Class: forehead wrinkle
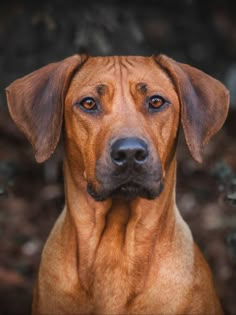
[116,56,125,100]
[103,56,116,72]
[124,57,136,67]
[118,58,155,87]
[78,57,116,81]
[119,57,135,70]
[119,59,150,97]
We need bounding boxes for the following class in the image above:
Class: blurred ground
[0,1,236,315]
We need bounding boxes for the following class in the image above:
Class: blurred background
[0,0,236,314]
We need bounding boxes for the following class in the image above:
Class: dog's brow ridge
[96,84,108,96]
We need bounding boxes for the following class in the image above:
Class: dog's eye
[78,97,98,112]
[148,95,168,111]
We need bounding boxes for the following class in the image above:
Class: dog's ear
[5,55,88,163]
[154,54,230,163]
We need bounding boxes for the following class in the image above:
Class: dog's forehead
[73,56,173,89]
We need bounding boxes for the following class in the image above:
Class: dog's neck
[63,157,179,295]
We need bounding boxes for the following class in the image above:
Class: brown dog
[6,55,229,315]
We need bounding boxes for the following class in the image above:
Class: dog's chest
[88,240,147,312]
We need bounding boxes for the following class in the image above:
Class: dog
[6,54,229,315]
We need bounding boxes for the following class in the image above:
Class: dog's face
[64,57,180,200]
[6,54,229,202]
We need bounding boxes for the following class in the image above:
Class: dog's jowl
[6,55,229,315]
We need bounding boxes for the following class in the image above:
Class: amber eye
[78,97,98,112]
[149,95,166,110]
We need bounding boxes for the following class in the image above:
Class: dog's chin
[87,181,164,202]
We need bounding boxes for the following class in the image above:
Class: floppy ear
[5,54,88,163]
[154,54,230,163]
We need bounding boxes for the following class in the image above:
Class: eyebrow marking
[96,84,108,96]
[136,82,148,94]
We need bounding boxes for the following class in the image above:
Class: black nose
[110,137,149,167]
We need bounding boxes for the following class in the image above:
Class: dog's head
[6,55,229,201]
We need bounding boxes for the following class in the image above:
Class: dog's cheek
[155,109,179,167]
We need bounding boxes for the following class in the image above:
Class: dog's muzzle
[88,137,163,201]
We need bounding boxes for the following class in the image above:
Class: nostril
[112,150,127,165]
[135,149,148,163]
